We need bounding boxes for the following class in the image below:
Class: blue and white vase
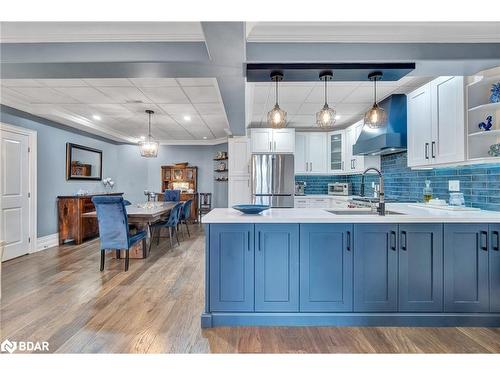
[491,82,500,103]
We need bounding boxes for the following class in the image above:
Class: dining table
[83,201,181,259]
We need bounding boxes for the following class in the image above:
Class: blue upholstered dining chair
[149,202,183,250]
[91,196,147,272]
[179,199,193,238]
[164,189,180,202]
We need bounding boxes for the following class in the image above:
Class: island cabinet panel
[255,224,299,312]
[398,224,443,312]
[354,224,398,312]
[489,224,500,312]
[209,224,254,312]
[300,224,353,312]
[444,224,489,312]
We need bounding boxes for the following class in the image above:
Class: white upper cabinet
[327,130,346,173]
[294,132,327,174]
[250,128,295,153]
[431,76,465,164]
[407,83,432,167]
[228,136,251,176]
[343,120,379,173]
[407,76,465,167]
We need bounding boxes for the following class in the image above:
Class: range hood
[352,94,407,156]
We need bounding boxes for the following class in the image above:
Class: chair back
[164,189,181,202]
[91,196,129,250]
[123,199,132,206]
[199,192,212,206]
[165,202,183,227]
[181,199,193,220]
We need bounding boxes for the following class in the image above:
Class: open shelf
[214,169,228,172]
[469,129,500,137]
[468,102,500,112]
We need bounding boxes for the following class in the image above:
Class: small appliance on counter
[328,182,350,196]
[295,181,306,196]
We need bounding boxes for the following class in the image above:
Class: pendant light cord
[148,112,152,140]
[373,77,377,105]
[324,76,328,106]
[275,76,279,106]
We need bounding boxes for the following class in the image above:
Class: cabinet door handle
[425,143,429,159]
[341,161,344,170]
[269,141,272,151]
[401,231,407,251]
[274,141,276,151]
[431,141,436,159]
[346,231,351,251]
[354,159,357,169]
[258,231,262,251]
[492,231,499,251]
[247,232,251,251]
[480,230,488,251]
[310,162,313,171]
[390,231,397,251]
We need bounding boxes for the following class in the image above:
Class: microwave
[328,183,350,196]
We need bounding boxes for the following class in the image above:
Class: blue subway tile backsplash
[296,152,500,211]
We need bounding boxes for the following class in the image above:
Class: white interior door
[1,129,30,261]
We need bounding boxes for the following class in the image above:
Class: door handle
[480,231,488,251]
[431,141,436,159]
[425,143,429,159]
[390,231,397,251]
[346,231,351,251]
[247,232,251,251]
[492,231,499,251]
[258,231,261,251]
[401,231,407,251]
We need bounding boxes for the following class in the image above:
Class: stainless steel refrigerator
[251,153,295,208]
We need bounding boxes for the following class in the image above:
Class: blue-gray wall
[296,152,500,211]
[1,105,228,237]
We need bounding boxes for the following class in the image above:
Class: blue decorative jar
[491,82,500,103]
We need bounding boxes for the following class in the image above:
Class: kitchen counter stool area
[201,222,500,328]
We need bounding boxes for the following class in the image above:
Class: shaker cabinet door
[300,224,353,312]
[398,224,443,312]
[489,224,500,312]
[209,224,254,312]
[444,224,489,312]
[255,224,299,312]
[354,224,399,312]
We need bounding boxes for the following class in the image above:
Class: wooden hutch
[160,163,198,221]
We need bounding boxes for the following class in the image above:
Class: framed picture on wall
[66,143,103,181]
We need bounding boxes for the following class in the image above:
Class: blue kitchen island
[201,205,500,328]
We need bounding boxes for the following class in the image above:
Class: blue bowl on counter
[232,204,270,214]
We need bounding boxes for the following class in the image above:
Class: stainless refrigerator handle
[274,141,276,151]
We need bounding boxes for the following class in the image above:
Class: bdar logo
[1,339,17,353]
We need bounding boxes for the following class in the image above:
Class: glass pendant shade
[364,103,387,129]
[364,71,387,129]
[140,110,159,158]
[316,72,336,128]
[316,103,336,128]
[267,103,287,128]
[267,72,287,128]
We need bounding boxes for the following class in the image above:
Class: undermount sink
[326,210,405,215]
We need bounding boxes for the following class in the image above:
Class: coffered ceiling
[249,76,434,129]
[0,77,231,143]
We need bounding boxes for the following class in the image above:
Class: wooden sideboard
[57,193,123,245]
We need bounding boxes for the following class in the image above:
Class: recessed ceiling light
[92,114,101,121]
[203,136,207,139]
[140,136,146,140]
[335,115,341,120]
[183,115,191,121]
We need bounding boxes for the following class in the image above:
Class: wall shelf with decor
[214,151,228,181]
[467,67,500,160]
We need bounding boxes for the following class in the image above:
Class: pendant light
[139,109,159,158]
[267,71,287,128]
[364,71,387,129]
[316,71,337,128]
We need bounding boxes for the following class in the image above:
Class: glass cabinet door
[329,132,344,172]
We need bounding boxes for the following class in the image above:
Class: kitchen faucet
[360,167,385,216]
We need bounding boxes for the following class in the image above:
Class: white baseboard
[35,233,59,252]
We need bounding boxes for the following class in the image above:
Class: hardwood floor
[1,225,499,353]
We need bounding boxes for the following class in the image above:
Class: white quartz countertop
[202,203,500,223]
